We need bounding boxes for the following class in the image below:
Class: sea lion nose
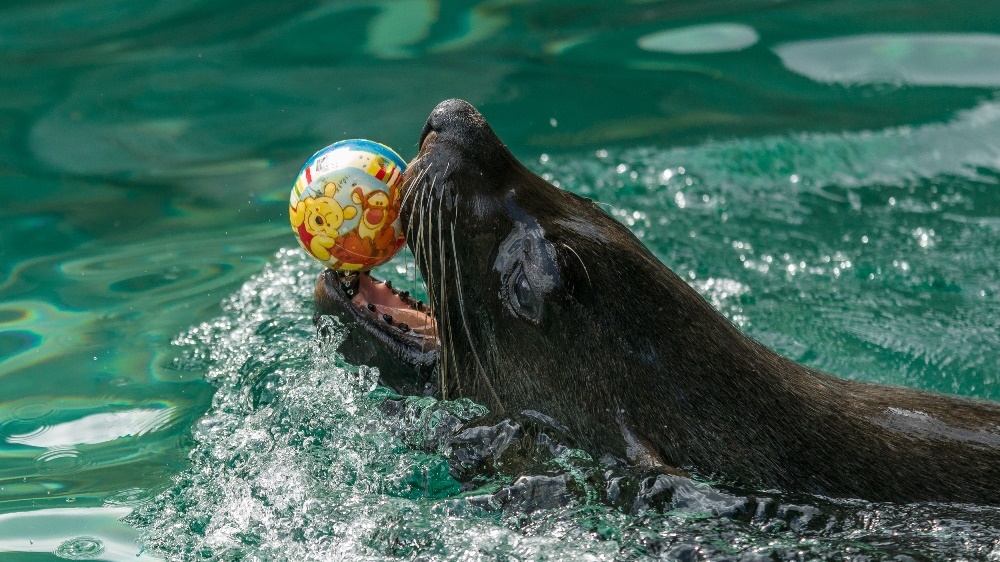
[430,99,477,128]
[420,99,485,149]
[421,99,462,147]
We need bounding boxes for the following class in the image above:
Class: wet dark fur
[319,99,1000,505]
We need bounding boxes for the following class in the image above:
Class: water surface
[1,1,999,560]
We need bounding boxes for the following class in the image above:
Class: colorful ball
[289,140,407,272]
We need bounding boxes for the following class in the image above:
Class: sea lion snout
[404,99,523,227]
[417,99,504,157]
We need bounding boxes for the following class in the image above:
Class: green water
[2,1,999,560]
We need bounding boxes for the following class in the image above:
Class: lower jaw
[317,268,441,356]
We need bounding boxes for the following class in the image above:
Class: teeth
[334,270,434,326]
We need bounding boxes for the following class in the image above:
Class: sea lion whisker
[446,305,461,397]
[422,164,452,397]
[405,164,431,246]
[441,216,460,398]
[440,189,465,398]
[450,222,503,413]
[400,163,431,221]
[422,173,449,398]
[410,182,432,351]
[445,215,462,398]
[412,173,434,356]
[435,187,449,396]
[403,164,431,320]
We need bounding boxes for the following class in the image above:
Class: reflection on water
[775,33,1000,87]
[0,507,160,561]
[637,23,759,54]
[0,300,91,378]
[7,408,175,449]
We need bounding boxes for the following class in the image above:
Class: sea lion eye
[508,266,541,320]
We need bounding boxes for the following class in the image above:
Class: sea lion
[314,99,1000,504]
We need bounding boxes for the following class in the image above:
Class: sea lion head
[316,99,719,453]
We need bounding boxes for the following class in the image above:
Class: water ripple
[54,536,105,560]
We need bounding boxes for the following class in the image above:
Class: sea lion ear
[495,222,563,323]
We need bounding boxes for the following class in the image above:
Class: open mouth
[316,268,439,356]
[313,123,444,377]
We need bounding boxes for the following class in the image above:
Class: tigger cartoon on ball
[289,140,407,271]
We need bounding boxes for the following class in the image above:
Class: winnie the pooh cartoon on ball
[289,140,407,271]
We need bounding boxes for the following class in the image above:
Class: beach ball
[289,140,407,272]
